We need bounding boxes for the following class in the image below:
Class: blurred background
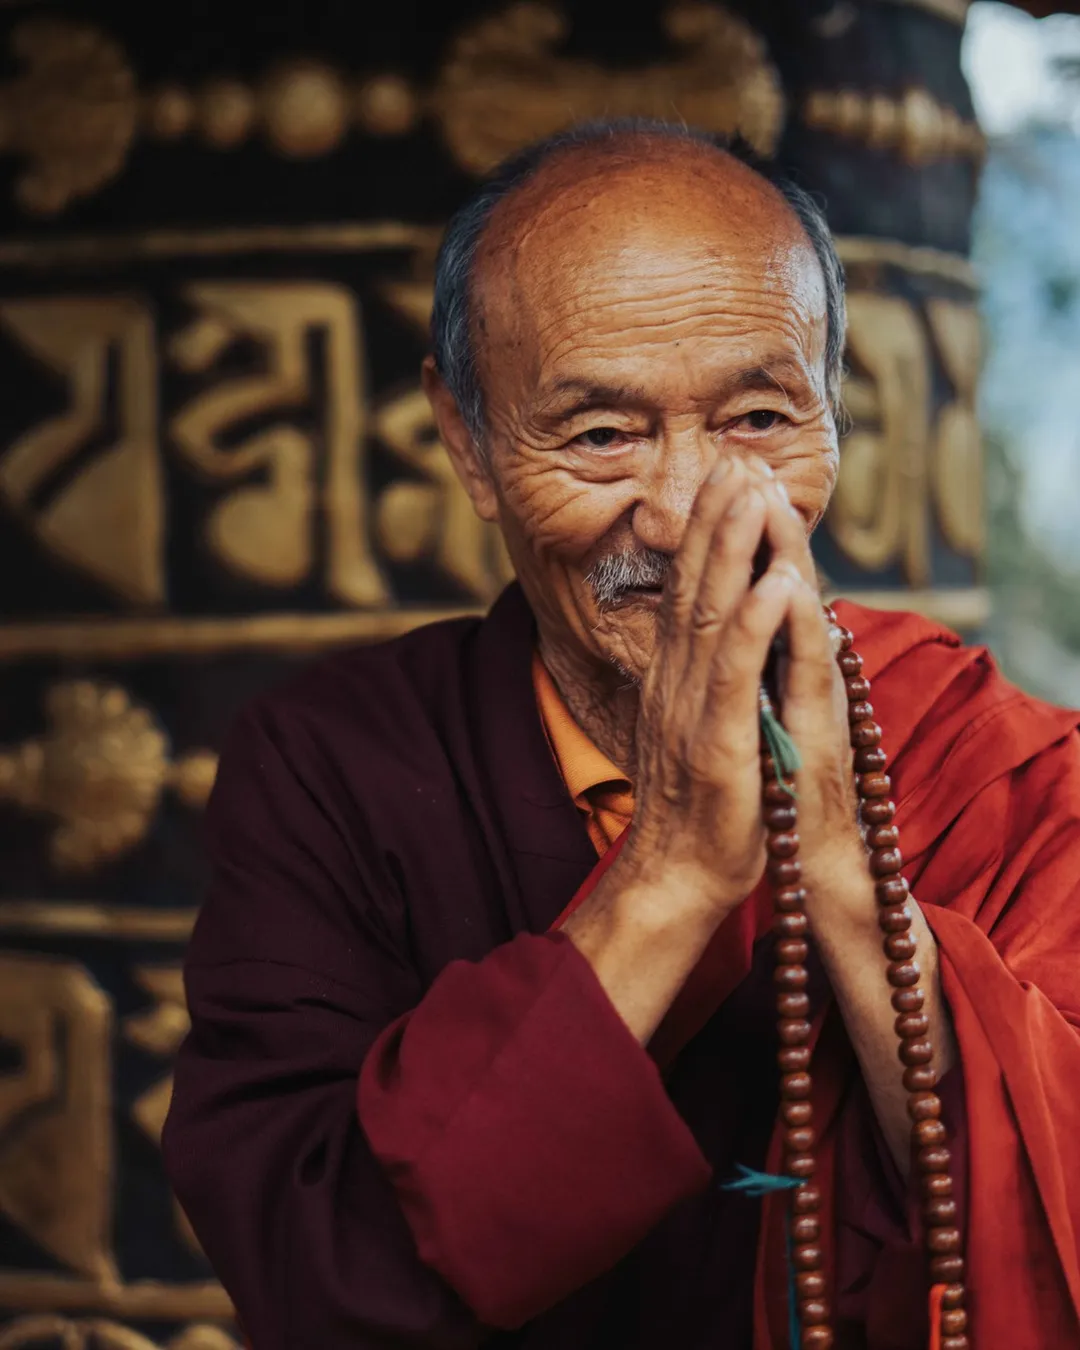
[0,2,1075,1347]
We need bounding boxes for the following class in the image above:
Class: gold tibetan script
[169,281,388,607]
[829,294,983,585]
[0,954,115,1286]
[374,387,514,600]
[0,296,163,604]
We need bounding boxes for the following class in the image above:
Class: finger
[688,482,768,639]
[661,456,748,639]
[778,573,840,733]
[700,558,798,743]
[757,476,818,590]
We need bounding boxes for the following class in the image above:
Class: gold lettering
[829,292,932,584]
[0,296,163,604]
[123,967,201,1256]
[927,297,983,563]
[169,282,388,606]
[374,387,514,601]
[0,954,116,1286]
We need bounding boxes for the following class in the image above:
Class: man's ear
[421,355,499,523]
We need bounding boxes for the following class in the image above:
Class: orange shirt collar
[531,652,630,803]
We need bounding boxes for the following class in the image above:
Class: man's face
[435,147,839,684]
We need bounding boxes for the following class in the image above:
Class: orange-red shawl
[554,601,1080,1348]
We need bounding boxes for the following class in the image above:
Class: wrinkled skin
[424,138,954,1168]
[424,140,838,775]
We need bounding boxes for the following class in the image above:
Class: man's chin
[593,604,659,686]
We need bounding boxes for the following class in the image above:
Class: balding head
[422,119,844,687]
[431,121,846,445]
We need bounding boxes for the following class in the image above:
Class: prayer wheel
[0,2,985,1344]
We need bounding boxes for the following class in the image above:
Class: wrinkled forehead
[471,151,829,390]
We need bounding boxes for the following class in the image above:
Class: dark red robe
[163,585,1080,1350]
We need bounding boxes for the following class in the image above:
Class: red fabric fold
[358,930,711,1328]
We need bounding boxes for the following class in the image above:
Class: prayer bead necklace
[758,608,968,1350]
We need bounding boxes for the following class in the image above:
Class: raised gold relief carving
[375,387,515,602]
[0,296,163,605]
[169,282,387,607]
[802,86,984,166]
[0,682,216,873]
[0,1319,239,1350]
[829,293,984,584]
[926,298,983,561]
[0,19,137,214]
[124,967,201,1255]
[430,2,783,175]
[0,6,778,215]
[0,955,115,1285]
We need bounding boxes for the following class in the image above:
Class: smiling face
[426,141,839,687]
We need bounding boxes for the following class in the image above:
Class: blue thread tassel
[759,686,801,800]
[723,1166,803,1349]
[721,1163,803,1197]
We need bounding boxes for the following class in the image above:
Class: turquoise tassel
[723,1165,804,1349]
[722,1163,803,1197]
[759,688,802,800]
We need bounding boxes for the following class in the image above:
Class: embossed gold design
[431,2,784,176]
[803,86,984,165]
[354,74,421,137]
[194,79,255,150]
[0,955,115,1284]
[0,1319,239,1350]
[0,902,197,941]
[375,386,516,602]
[927,298,983,561]
[0,222,441,268]
[0,8,783,212]
[0,1278,231,1321]
[828,293,984,584]
[0,682,217,873]
[260,60,349,157]
[0,18,137,214]
[0,609,482,660]
[0,296,163,605]
[170,282,388,607]
[123,968,201,1255]
[834,237,977,291]
[832,293,932,581]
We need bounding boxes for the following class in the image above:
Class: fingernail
[749,456,774,478]
[777,560,802,581]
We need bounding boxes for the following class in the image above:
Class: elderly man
[163,122,1080,1350]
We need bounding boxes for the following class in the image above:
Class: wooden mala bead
[757,610,968,1350]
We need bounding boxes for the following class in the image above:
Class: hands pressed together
[618,453,867,928]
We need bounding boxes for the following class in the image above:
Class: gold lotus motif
[430,2,785,175]
[0,681,217,873]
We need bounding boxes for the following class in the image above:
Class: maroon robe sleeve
[163,703,709,1350]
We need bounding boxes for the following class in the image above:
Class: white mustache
[587,550,673,606]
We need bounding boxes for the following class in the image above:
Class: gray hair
[430,118,847,448]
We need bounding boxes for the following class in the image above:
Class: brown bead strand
[826,612,969,1350]
[761,694,833,1350]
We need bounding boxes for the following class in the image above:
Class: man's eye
[576,427,623,448]
[740,410,784,432]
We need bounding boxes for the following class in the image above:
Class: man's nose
[630,434,722,555]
